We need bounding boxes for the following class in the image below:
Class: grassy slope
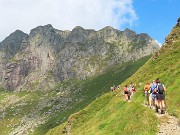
[47,93,158,135]
[46,23,180,135]
[121,24,180,119]
[45,56,159,135]
[33,55,151,135]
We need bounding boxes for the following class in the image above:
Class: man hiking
[144,82,152,108]
[156,78,166,114]
[150,80,158,110]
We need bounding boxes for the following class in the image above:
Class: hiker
[150,80,158,110]
[156,78,166,114]
[113,85,116,91]
[111,87,114,92]
[124,85,129,101]
[131,86,136,96]
[117,85,120,91]
[144,82,152,108]
[128,85,132,100]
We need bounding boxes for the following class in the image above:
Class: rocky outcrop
[176,17,180,27]
[0,25,160,91]
[0,30,28,61]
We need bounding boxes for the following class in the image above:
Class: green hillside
[121,23,180,119]
[46,20,180,134]
[0,55,150,135]
[32,55,151,135]
[47,93,158,135]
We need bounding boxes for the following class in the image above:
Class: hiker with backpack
[131,86,136,96]
[144,82,152,108]
[128,85,132,100]
[124,85,129,101]
[150,80,158,110]
[155,78,166,114]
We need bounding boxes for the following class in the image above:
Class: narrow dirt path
[142,104,180,135]
[156,112,180,135]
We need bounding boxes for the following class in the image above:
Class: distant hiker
[150,80,158,110]
[113,85,116,91]
[117,85,120,91]
[111,87,114,92]
[131,86,136,96]
[124,85,129,101]
[144,82,152,108]
[128,85,132,100]
[156,78,166,114]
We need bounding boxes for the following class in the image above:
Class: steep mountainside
[0,25,159,91]
[47,18,180,135]
[0,24,160,135]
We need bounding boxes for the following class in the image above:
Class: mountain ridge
[0,25,159,91]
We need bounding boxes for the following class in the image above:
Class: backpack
[150,84,157,94]
[158,84,164,94]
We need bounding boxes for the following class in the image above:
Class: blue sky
[128,0,180,45]
[0,0,179,45]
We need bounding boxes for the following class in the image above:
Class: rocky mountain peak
[102,26,116,30]
[72,26,85,31]
[123,28,137,37]
[69,26,96,43]
[1,30,28,43]
[29,24,54,37]
[0,30,28,59]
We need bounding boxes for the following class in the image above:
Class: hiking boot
[155,106,159,113]
[161,110,165,114]
[161,107,165,114]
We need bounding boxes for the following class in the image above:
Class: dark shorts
[157,93,165,100]
[124,91,129,94]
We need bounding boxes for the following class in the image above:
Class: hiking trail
[141,101,180,135]
[156,112,180,135]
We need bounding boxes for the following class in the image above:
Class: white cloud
[0,0,137,41]
[155,40,162,46]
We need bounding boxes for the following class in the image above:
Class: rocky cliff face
[0,24,159,91]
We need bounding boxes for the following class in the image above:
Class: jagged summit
[100,26,116,30]
[72,26,84,31]
[124,28,134,32]
[1,24,159,45]
[0,29,28,59]
[1,29,28,43]
[29,24,54,37]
